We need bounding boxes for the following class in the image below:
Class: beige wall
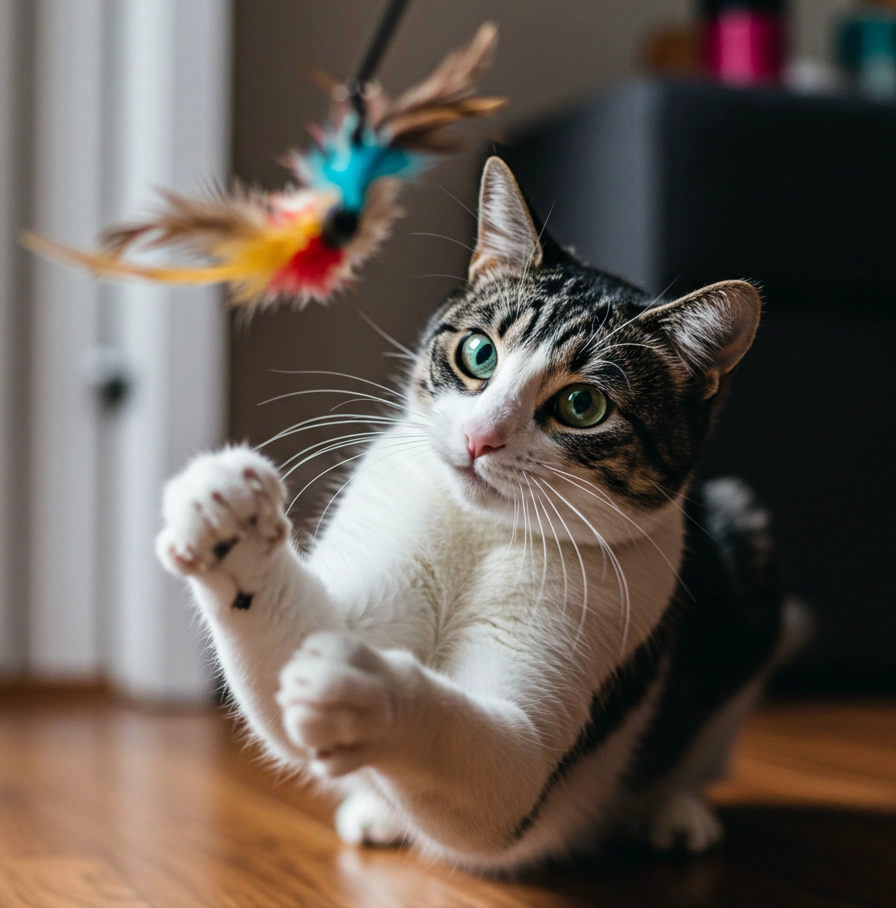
[230,0,849,521]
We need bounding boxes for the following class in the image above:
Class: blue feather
[308,114,424,213]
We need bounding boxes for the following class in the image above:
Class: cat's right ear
[468,157,543,285]
[641,280,762,399]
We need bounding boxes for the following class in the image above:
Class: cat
[156,156,802,873]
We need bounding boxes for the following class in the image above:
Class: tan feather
[384,22,498,118]
[375,22,505,149]
[100,186,269,258]
[386,98,506,151]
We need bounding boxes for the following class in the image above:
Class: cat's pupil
[476,343,494,365]
[572,390,591,415]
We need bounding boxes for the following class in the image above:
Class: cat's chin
[441,461,506,510]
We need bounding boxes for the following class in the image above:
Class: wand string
[349,0,411,141]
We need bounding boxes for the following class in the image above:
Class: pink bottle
[702,0,787,85]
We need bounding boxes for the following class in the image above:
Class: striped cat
[156,157,801,872]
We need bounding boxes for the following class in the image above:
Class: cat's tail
[700,477,813,672]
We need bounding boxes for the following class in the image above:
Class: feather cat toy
[24,3,503,309]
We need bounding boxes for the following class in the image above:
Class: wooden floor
[0,690,894,908]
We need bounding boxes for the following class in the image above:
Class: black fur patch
[213,536,239,561]
[232,592,253,611]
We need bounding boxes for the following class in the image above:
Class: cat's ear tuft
[643,280,761,398]
[468,157,543,285]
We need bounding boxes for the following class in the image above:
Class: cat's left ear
[468,157,543,284]
[642,280,762,399]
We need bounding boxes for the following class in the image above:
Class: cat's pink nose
[465,428,506,460]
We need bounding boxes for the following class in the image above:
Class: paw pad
[156,446,289,579]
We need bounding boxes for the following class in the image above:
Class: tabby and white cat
[156,157,797,872]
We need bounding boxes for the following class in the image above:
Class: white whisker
[416,273,469,284]
[281,431,425,476]
[648,478,724,550]
[287,436,429,514]
[259,387,406,410]
[538,475,632,654]
[412,232,476,253]
[532,477,591,647]
[262,414,416,452]
[356,309,417,359]
[437,183,477,220]
[268,369,404,400]
[523,473,550,604]
[545,465,689,603]
[314,440,432,538]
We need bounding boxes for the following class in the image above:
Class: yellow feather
[21,199,328,305]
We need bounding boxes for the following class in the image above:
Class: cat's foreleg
[156,446,344,764]
[277,631,552,857]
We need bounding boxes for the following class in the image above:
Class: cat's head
[411,157,760,543]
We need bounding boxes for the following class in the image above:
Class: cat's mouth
[453,462,501,498]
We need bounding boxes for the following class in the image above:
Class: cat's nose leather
[465,430,506,460]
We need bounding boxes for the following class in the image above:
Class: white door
[2,0,232,701]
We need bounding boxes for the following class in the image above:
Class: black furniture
[508,78,896,693]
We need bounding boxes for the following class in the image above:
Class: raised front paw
[277,632,400,778]
[155,446,289,585]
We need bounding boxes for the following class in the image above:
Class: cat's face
[410,158,760,545]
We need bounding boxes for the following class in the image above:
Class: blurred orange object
[643,25,702,76]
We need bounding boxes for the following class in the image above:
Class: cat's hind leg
[646,792,723,853]
[637,676,763,854]
[335,788,409,847]
[643,596,812,854]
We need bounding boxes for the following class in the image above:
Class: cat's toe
[335,790,407,847]
[647,793,723,854]
[156,446,288,577]
[277,633,395,777]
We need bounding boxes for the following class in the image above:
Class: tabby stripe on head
[619,409,677,478]
[429,322,459,341]
[475,301,499,325]
[429,355,465,392]
[551,319,594,354]
[496,304,527,338]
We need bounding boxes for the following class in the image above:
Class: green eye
[554,384,609,428]
[458,332,498,380]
